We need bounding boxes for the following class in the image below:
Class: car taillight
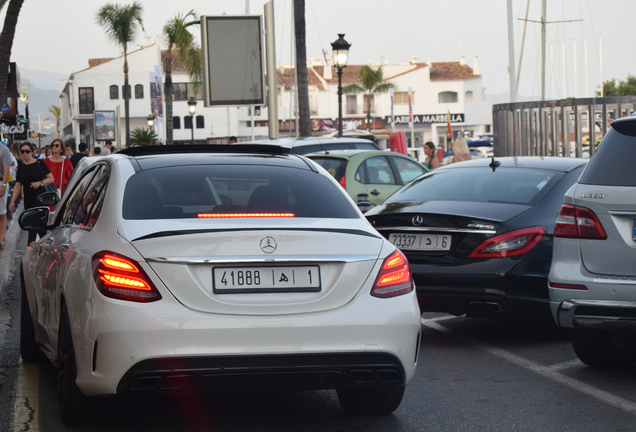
[371,249,414,298]
[548,282,588,290]
[554,205,607,239]
[92,252,162,302]
[468,226,546,258]
[339,175,346,189]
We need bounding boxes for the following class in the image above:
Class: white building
[60,42,490,151]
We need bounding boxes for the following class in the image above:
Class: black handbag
[35,159,57,194]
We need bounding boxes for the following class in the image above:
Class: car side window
[362,156,397,185]
[74,166,109,227]
[392,156,426,184]
[59,166,100,226]
[59,165,109,227]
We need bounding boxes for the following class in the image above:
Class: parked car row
[16,125,636,423]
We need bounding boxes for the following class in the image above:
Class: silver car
[548,113,636,367]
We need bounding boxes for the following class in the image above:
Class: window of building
[363,95,376,114]
[173,83,203,101]
[173,116,181,130]
[135,84,144,99]
[346,95,357,115]
[184,115,193,129]
[78,88,94,115]
[438,91,458,103]
[122,84,131,99]
[109,85,119,100]
[309,93,318,115]
[465,90,474,103]
[196,115,204,129]
[394,91,414,105]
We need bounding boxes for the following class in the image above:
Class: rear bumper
[555,299,636,332]
[117,352,406,395]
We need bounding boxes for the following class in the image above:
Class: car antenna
[489,156,501,172]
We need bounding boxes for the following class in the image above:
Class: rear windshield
[288,141,380,154]
[308,158,347,182]
[579,127,636,186]
[384,167,558,205]
[123,165,359,219]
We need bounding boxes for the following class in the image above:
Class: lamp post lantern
[187,97,197,145]
[147,114,154,128]
[331,34,351,137]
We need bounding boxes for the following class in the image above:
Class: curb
[0,202,25,298]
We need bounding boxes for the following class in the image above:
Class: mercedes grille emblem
[412,215,424,226]
[260,236,277,253]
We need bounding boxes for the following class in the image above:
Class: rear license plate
[388,233,452,251]
[213,266,321,293]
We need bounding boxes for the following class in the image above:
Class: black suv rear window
[123,165,359,219]
[579,126,636,186]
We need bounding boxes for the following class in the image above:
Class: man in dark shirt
[70,142,89,167]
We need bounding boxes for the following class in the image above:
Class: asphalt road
[2,229,636,431]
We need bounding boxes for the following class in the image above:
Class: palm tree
[294,0,311,137]
[163,10,199,146]
[130,127,158,146]
[343,65,395,132]
[0,0,24,107]
[96,2,144,148]
[48,105,61,138]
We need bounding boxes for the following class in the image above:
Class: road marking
[12,362,40,432]
[422,317,636,416]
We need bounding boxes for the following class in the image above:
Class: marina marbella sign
[385,113,465,126]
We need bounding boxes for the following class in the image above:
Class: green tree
[130,127,158,146]
[163,10,199,146]
[0,0,24,107]
[343,65,395,131]
[597,74,636,97]
[294,0,311,137]
[48,104,61,138]
[96,2,144,148]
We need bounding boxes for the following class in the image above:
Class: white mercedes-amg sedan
[18,145,421,423]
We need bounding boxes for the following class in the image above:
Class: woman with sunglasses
[8,142,55,245]
[44,138,74,197]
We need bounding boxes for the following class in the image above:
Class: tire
[570,327,636,368]
[337,385,405,414]
[20,282,45,363]
[58,303,91,424]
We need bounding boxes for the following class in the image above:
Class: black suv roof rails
[116,144,290,157]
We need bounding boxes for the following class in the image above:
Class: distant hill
[16,68,67,140]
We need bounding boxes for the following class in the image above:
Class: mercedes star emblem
[412,215,424,226]
[260,236,277,253]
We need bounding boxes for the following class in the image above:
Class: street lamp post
[147,114,154,128]
[331,34,351,137]
[187,97,197,145]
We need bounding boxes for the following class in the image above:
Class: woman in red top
[44,138,74,196]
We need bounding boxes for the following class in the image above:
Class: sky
[6,0,636,100]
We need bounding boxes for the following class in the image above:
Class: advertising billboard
[94,110,116,142]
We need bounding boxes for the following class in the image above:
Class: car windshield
[383,167,557,205]
[123,165,359,219]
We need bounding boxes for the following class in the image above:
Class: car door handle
[370,190,380,196]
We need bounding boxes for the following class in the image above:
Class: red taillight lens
[371,249,414,298]
[468,226,546,258]
[554,205,607,239]
[338,175,346,189]
[92,252,162,302]
[548,282,588,290]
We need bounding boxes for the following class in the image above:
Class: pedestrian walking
[8,142,55,246]
[44,138,74,197]
[0,141,12,249]
[70,142,89,167]
[423,141,440,170]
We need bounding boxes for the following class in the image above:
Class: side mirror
[37,191,60,206]
[18,206,51,231]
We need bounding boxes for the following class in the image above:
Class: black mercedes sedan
[365,156,587,318]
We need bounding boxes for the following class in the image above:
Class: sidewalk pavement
[0,202,25,298]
